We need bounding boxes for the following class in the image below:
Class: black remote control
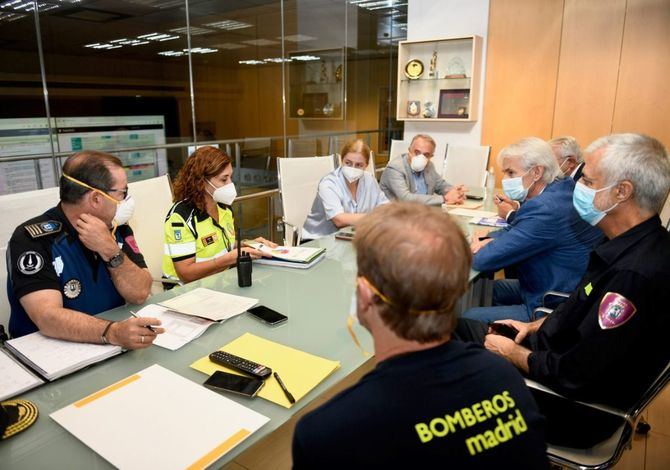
[209,350,272,380]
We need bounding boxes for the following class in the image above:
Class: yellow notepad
[191,333,341,408]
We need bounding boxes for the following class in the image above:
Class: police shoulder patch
[598,292,637,330]
[24,220,62,238]
[17,252,44,275]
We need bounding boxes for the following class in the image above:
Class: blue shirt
[7,205,147,337]
[412,170,428,194]
[473,178,603,312]
[302,167,389,239]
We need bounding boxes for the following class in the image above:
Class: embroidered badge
[584,282,593,296]
[174,229,182,241]
[63,279,82,299]
[124,235,140,254]
[598,292,637,330]
[24,220,61,238]
[17,252,44,275]
[202,233,217,246]
[52,256,64,277]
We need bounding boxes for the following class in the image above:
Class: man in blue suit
[463,137,602,323]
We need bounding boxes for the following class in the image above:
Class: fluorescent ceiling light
[239,60,265,65]
[281,34,317,43]
[169,26,214,36]
[158,47,218,57]
[263,57,292,63]
[291,55,320,61]
[242,38,280,46]
[205,19,253,31]
[0,11,25,22]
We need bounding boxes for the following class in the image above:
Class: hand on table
[109,317,164,350]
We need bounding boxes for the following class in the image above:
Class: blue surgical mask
[502,170,534,202]
[572,182,618,226]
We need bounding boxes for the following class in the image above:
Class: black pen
[274,372,295,404]
[129,310,157,333]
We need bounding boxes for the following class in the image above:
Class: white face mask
[410,154,428,172]
[342,166,364,183]
[208,180,237,205]
[113,195,135,226]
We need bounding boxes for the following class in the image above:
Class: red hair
[172,146,231,212]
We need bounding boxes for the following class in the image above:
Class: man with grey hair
[549,136,584,180]
[464,137,602,323]
[380,134,466,205]
[458,133,670,448]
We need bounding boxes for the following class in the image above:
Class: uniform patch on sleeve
[201,233,217,246]
[584,282,593,296]
[63,279,82,299]
[124,235,140,254]
[17,252,44,275]
[599,292,637,329]
[24,220,61,238]
[174,229,182,241]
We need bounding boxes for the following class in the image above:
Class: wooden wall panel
[481,0,564,180]
[552,0,626,146]
[613,0,670,148]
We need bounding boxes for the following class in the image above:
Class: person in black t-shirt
[292,202,548,469]
[456,133,670,448]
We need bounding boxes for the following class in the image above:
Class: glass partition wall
[0,0,407,238]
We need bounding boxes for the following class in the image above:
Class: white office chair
[389,139,411,163]
[443,145,491,188]
[0,187,61,329]
[278,156,336,246]
[287,138,319,158]
[127,175,174,291]
[660,192,670,229]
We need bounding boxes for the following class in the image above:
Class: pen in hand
[274,372,295,404]
[129,310,157,333]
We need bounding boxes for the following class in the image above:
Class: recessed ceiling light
[205,19,253,31]
[291,55,320,61]
[169,26,213,36]
[239,60,265,65]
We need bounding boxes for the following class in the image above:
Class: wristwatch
[105,250,125,268]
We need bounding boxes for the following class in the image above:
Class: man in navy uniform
[292,202,547,469]
[7,150,163,348]
[458,133,670,447]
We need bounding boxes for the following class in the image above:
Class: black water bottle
[237,228,252,287]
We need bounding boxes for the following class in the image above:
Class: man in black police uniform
[292,202,547,469]
[7,150,163,348]
[457,133,670,447]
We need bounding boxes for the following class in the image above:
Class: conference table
[0,191,499,469]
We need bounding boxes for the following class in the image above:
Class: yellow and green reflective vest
[162,200,236,281]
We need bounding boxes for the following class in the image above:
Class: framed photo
[406,100,421,117]
[438,89,470,118]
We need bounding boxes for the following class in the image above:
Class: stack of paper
[0,349,44,400]
[191,333,341,408]
[443,200,483,210]
[244,241,326,269]
[158,287,258,322]
[5,332,122,381]
[469,216,509,228]
[51,364,269,470]
[133,304,216,351]
[448,208,498,218]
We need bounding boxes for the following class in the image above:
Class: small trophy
[428,50,438,78]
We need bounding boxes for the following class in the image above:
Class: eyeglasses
[103,188,129,199]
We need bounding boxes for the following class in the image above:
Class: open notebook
[5,332,122,381]
[0,348,44,400]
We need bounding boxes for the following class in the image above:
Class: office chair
[526,362,670,469]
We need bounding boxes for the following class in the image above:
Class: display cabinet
[288,48,345,120]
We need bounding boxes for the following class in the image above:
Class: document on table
[191,333,341,409]
[51,364,269,470]
[133,304,216,351]
[5,332,122,381]
[158,287,258,322]
[443,200,483,210]
[448,208,498,218]
[0,349,44,401]
[244,241,326,264]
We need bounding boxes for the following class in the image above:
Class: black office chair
[525,362,669,469]
[531,290,570,320]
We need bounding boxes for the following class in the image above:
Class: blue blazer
[473,178,603,312]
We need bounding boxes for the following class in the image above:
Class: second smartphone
[247,305,288,326]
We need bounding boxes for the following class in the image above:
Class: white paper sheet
[51,364,269,470]
[0,349,44,401]
[133,304,216,351]
[448,208,498,218]
[158,287,258,322]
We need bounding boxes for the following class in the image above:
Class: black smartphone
[203,371,264,397]
[466,194,484,201]
[247,305,288,326]
[489,322,519,340]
